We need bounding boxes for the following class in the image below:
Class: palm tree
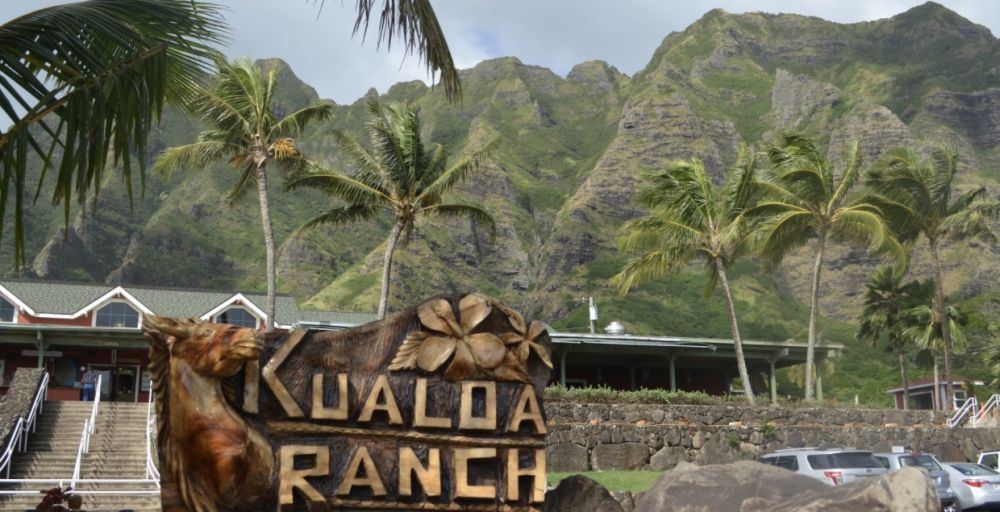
[612,148,763,404]
[754,134,903,401]
[0,0,225,267]
[856,264,930,410]
[287,99,495,318]
[154,58,333,330]
[904,295,968,410]
[869,146,1000,409]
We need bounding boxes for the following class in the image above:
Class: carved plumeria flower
[495,302,553,370]
[389,294,506,381]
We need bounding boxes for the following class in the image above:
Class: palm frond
[618,214,703,252]
[420,136,497,203]
[296,204,380,234]
[224,163,257,206]
[152,141,233,177]
[420,202,497,239]
[940,207,999,245]
[868,147,934,214]
[268,102,334,139]
[365,99,412,190]
[860,192,922,242]
[611,249,695,295]
[831,205,905,265]
[754,209,815,264]
[638,159,714,232]
[928,147,958,211]
[947,186,989,217]
[767,133,832,205]
[0,0,225,267]
[286,169,390,206]
[330,129,388,190]
[829,141,862,208]
[722,145,762,219]
[346,0,461,101]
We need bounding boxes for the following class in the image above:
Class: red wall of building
[17,311,93,326]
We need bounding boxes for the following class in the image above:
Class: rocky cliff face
[18,2,1000,342]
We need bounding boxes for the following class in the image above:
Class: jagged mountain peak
[255,58,322,109]
[886,2,995,40]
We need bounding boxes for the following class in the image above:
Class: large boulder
[544,475,624,512]
[755,467,938,512]
[634,460,824,512]
[634,461,938,512]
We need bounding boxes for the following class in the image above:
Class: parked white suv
[760,448,887,486]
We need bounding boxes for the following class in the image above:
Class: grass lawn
[547,471,662,492]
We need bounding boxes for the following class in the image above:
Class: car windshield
[807,452,882,469]
[953,463,999,476]
[900,455,941,471]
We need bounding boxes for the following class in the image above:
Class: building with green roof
[0,279,375,402]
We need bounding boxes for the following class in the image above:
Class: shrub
[544,385,729,406]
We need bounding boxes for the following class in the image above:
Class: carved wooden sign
[143,293,552,512]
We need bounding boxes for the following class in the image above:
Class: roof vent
[605,321,625,335]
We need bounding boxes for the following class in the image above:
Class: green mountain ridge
[8,2,1000,403]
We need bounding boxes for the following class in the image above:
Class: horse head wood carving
[144,315,274,512]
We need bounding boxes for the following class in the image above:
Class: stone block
[592,443,650,470]
[547,443,590,472]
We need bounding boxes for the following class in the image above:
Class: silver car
[760,448,887,486]
[944,462,1000,511]
[873,452,959,512]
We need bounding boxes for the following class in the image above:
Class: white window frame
[92,299,142,328]
[201,293,274,328]
[213,306,261,329]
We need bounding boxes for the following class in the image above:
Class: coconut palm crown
[753,134,904,401]
[856,264,931,410]
[611,147,763,404]
[288,98,496,318]
[867,146,1000,409]
[153,58,333,330]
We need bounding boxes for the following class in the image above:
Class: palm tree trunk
[805,236,826,401]
[377,222,404,319]
[714,257,755,405]
[933,356,941,411]
[255,161,276,331]
[929,238,954,410]
[898,348,909,411]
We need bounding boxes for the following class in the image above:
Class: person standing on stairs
[80,366,97,401]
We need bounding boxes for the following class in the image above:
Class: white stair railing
[70,375,101,489]
[973,394,1000,427]
[948,394,1000,428]
[0,371,49,478]
[948,396,979,428]
[144,382,160,484]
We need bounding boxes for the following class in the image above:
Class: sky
[3,1,999,106]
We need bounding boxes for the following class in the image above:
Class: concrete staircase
[0,401,160,511]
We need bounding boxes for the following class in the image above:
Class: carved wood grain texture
[154,294,550,511]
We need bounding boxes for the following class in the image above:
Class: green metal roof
[298,310,378,326]
[0,279,304,326]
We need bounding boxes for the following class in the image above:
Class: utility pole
[570,296,598,333]
[587,296,597,334]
